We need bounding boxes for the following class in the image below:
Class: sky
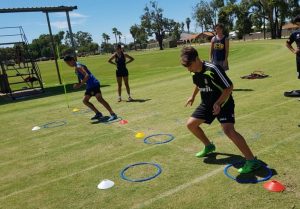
[0,0,201,45]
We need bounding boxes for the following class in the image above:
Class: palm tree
[117,31,122,43]
[186,17,191,33]
[112,27,118,44]
[102,33,110,44]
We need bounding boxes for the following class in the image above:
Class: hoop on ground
[120,162,162,182]
[224,162,272,183]
[41,120,67,128]
[144,133,175,144]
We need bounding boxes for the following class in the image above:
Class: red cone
[263,180,285,192]
[119,119,128,125]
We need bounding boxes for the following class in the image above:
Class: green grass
[1,39,300,209]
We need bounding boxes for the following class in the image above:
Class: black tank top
[115,52,126,69]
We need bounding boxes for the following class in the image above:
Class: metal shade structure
[0,6,78,84]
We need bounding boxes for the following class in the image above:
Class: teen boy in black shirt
[181,46,261,174]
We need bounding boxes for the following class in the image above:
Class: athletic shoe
[238,158,262,174]
[128,97,133,102]
[118,98,122,102]
[91,112,103,120]
[107,113,117,122]
[195,143,216,157]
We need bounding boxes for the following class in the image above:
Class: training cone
[263,180,285,192]
[32,126,41,131]
[72,108,80,112]
[135,132,145,139]
[97,179,114,190]
[119,119,128,125]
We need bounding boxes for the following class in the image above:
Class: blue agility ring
[224,162,272,183]
[120,162,162,182]
[41,120,67,128]
[144,134,175,144]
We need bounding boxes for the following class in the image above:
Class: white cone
[32,126,41,131]
[97,179,114,190]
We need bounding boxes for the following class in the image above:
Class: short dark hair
[63,55,75,62]
[215,23,224,30]
[180,46,198,67]
[293,15,300,23]
[117,44,122,49]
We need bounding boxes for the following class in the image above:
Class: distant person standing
[64,55,117,121]
[210,23,229,71]
[108,44,134,102]
[286,15,300,79]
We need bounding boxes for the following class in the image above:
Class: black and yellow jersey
[192,61,233,106]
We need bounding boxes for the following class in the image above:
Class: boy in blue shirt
[181,46,262,174]
[64,55,117,121]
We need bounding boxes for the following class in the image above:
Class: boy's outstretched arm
[185,86,199,107]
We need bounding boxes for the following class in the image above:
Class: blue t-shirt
[75,62,100,89]
[212,36,227,61]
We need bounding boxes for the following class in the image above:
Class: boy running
[64,55,117,121]
[180,46,261,174]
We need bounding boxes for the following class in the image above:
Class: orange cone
[263,180,285,192]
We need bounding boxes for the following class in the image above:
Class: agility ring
[41,120,67,128]
[144,133,175,144]
[224,162,272,183]
[120,162,162,182]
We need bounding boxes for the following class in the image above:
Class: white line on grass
[131,132,300,209]
[1,98,295,200]
[0,146,155,200]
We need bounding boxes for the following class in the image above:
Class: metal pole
[45,12,62,84]
[66,11,76,57]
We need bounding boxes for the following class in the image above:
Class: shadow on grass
[0,84,110,106]
[126,98,152,103]
[233,88,254,92]
[203,152,277,184]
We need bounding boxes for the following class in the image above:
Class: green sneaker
[238,158,262,174]
[195,143,216,157]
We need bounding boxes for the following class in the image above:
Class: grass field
[1,39,300,209]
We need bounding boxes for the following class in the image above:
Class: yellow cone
[135,132,145,139]
[72,108,80,112]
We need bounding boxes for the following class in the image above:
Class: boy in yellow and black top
[181,46,262,174]
[286,15,300,79]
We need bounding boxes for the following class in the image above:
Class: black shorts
[191,101,235,124]
[85,85,101,96]
[116,68,128,77]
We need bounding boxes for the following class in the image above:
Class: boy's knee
[186,120,198,130]
[222,126,235,137]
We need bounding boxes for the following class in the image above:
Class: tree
[185,17,191,33]
[251,0,291,39]
[112,27,119,44]
[210,0,225,26]
[140,1,177,50]
[193,0,214,32]
[117,31,122,44]
[235,0,253,40]
[130,24,148,50]
[181,22,185,32]
[102,33,110,44]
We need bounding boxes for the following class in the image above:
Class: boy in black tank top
[181,46,262,174]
